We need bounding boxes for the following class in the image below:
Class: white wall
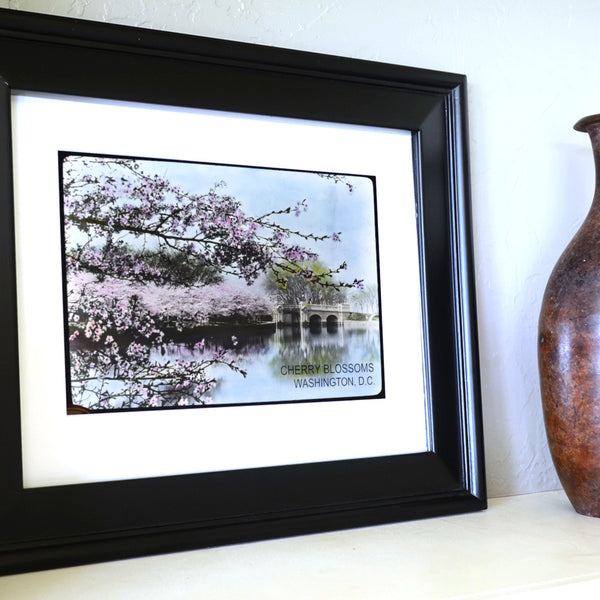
[5,0,600,498]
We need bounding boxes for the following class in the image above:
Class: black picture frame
[0,9,485,575]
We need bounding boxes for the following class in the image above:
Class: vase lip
[574,114,600,132]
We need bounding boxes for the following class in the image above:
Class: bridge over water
[275,303,352,328]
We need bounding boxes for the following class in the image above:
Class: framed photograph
[0,9,485,574]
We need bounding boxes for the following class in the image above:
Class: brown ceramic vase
[539,114,600,517]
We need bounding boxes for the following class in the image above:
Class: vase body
[539,114,600,516]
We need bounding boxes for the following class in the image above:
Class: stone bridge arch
[275,303,352,328]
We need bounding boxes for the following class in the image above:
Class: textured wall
[4,0,600,497]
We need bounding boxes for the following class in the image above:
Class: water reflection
[151,321,383,405]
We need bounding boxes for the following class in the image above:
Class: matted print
[60,153,383,413]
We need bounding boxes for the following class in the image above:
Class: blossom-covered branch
[63,156,352,287]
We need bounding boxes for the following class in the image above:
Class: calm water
[150,321,383,405]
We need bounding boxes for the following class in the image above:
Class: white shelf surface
[2,490,600,599]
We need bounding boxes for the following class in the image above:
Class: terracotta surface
[539,114,600,516]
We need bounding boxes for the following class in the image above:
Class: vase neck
[590,130,600,202]
[575,115,600,205]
